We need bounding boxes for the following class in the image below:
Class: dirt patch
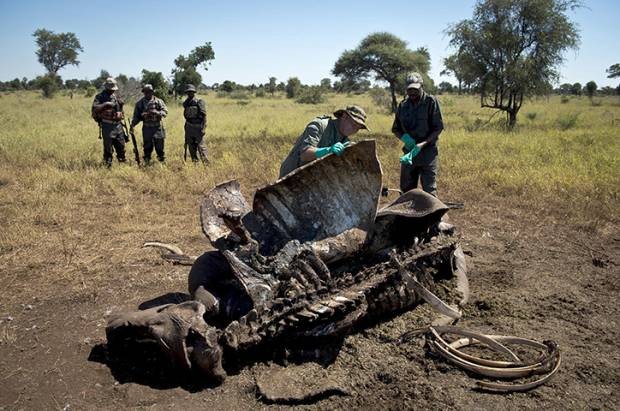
[1,196,618,410]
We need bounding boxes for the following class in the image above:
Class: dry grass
[0,90,618,307]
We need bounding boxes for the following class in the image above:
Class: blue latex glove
[315,142,350,158]
[400,133,416,151]
[400,145,421,165]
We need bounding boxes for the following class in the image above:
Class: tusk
[143,241,186,256]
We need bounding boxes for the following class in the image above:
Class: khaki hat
[142,84,154,92]
[185,84,196,93]
[406,72,423,89]
[103,77,118,91]
[333,105,369,130]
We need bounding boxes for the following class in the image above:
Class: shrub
[229,90,250,100]
[368,87,391,112]
[255,88,266,98]
[295,87,325,104]
[556,113,579,130]
[525,112,537,121]
[560,95,570,104]
[85,86,96,97]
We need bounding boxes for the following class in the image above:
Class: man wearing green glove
[279,105,369,178]
[392,72,444,197]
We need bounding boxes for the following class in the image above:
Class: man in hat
[91,77,127,167]
[130,84,168,163]
[182,84,208,163]
[279,105,369,178]
[392,72,444,197]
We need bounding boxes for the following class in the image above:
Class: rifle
[122,120,141,165]
[97,122,102,140]
[184,142,188,162]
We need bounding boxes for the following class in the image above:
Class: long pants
[184,123,208,162]
[101,122,126,165]
[142,125,165,162]
[400,157,438,197]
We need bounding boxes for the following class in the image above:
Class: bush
[368,87,391,112]
[556,113,579,130]
[37,74,60,98]
[85,86,97,97]
[295,86,325,104]
[560,95,570,104]
[229,90,250,100]
[255,88,266,98]
[525,112,537,121]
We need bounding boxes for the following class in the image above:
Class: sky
[0,0,618,87]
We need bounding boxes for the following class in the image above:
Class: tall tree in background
[172,42,215,95]
[446,0,581,128]
[584,81,597,100]
[607,64,620,78]
[266,77,277,96]
[141,69,169,101]
[33,29,83,75]
[333,32,429,112]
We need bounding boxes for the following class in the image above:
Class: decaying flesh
[106,140,469,384]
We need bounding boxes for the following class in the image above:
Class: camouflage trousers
[184,123,208,163]
[142,125,165,162]
[101,122,126,166]
[400,155,438,197]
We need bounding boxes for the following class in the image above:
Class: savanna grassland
[0,91,618,410]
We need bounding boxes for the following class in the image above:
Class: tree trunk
[507,109,517,129]
[389,83,398,113]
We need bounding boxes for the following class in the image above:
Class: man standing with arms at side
[392,72,444,197]
[183,84,209,163]
[130,84,168,164]
[92,78,127,167]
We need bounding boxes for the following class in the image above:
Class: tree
[219,80,237,92]
[285,77,302,98]
[92,70,111,89]
[584,81,597,99]
[333,32,429,112]
[606,63,620,78]
[172,42,215,95]
[441,53,475,94]
[266,77,277,96]
[438,81,454,94]
[33,29,83,75]
[558,83,573,94]
[571,82,582,95]
[320,78,332,90]
[446,0,581,128]
[36,74,62,98]
[140,69,169,101]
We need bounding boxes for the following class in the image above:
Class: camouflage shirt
[92,91,124,123]
[183,97,207,127]
[279,116,348,178]
[131,96,168,128]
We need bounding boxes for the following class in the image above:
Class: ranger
[279,105,369,178]
[91,78,126,167]
[392,72,444,197]
[130,84,168,163]
[183,84,208,163]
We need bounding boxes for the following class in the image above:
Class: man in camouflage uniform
[279,105,369,178]
[130,84,168,163]
[392,72,444,197]
[91,78,127,167]
[183,84,208,163]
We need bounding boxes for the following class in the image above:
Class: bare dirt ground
[1,192,618,410]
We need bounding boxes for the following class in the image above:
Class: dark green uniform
[392,91,444,196]
[131,97,168,162]
[183,96,208,162]
[92,90,126,166]
[279,116,348,178]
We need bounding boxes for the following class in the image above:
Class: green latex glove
[400,145,421,165]
[400,133,416,151]
[315,142,350,159]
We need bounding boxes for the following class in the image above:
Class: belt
[101,119,121,125]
